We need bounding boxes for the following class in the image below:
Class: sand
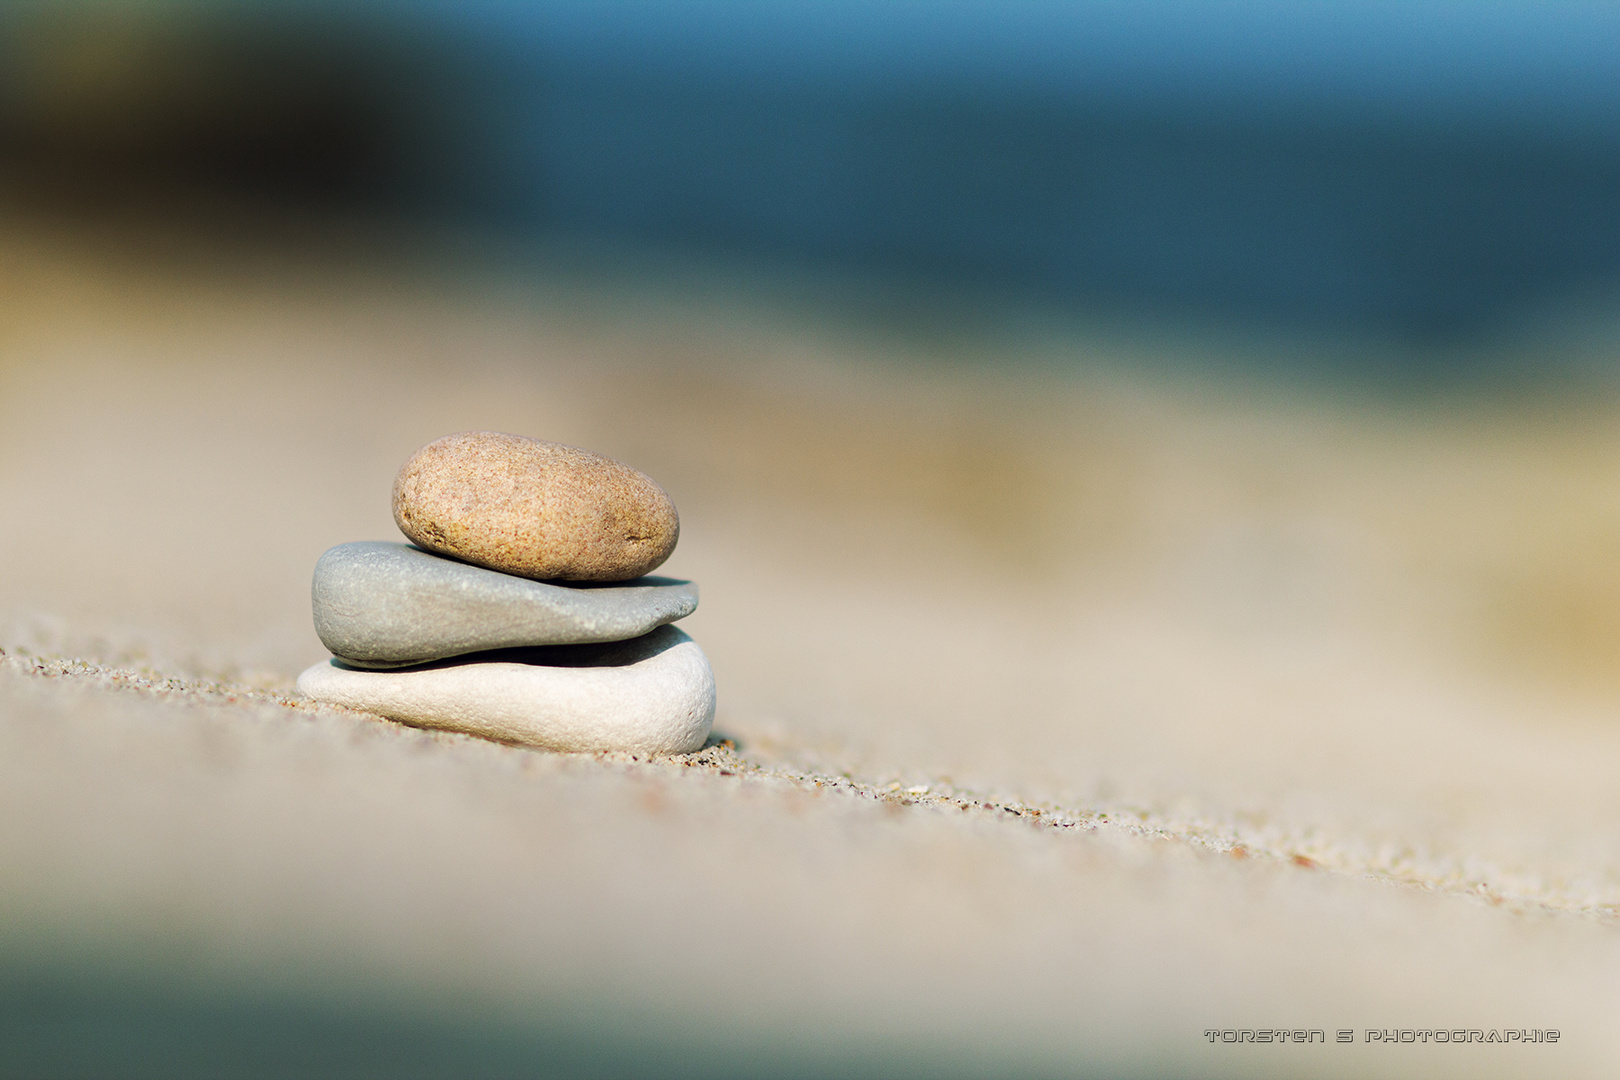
[3,213,1620,1077]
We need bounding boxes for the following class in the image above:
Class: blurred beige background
[4,208,1620,1077]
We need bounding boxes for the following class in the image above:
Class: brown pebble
[392,432,679,581]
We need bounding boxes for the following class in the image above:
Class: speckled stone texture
[296,625,714,754]
[312,541,698,668]
[393,432,680,581]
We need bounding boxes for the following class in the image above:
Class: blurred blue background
[2,0,1618,352]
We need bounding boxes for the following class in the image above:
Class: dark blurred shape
[2,2,1618,350]
[0,5,468,215]
[0,958,997,1080]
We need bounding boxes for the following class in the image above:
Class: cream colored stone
[296,626,714,755]
[393,432,679,582]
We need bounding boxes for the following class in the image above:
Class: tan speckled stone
[392,432,679,581]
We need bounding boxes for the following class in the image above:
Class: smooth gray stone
[297,625,715,755]
[313,542,697,668]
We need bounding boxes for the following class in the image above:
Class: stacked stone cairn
[296,432,713,754]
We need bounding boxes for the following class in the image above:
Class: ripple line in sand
[6,646,1617,924]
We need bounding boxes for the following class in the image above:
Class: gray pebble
[313,542,697,668]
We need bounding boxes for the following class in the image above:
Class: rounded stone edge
[390,432,681,582]
[296,629,716,756]
[310,541,700,667]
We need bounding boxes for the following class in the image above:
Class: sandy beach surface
[4,213,1620,1077]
